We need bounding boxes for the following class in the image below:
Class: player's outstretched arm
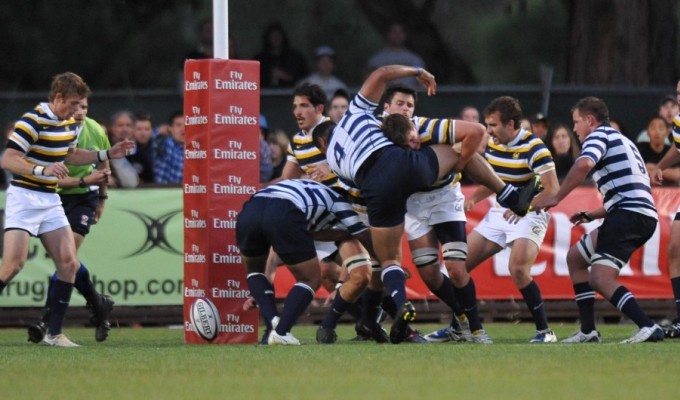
[360,65,436,103]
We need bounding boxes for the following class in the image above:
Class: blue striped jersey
[485,129,555,185]
[254,179,367,235]
[326,93,391,183]
[672,113,680,151]
[6,103,78,192]
[578,125,657,218]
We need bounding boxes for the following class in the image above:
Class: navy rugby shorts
[60,191,99,236]
[236,197,317,265]
[359,146,438,228]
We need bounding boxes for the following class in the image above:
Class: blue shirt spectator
[154,111,184,184]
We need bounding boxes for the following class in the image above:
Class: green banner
[0,188,184,307]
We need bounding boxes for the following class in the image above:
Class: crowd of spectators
[1,20,678,191]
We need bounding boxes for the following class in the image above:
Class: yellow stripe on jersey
[485,130,555,184]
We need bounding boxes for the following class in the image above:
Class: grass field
[0,322,678,400]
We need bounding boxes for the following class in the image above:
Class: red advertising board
[183,59,260,344]
[272,186,679,301]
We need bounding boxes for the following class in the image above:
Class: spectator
[637,115,680,185]
[609,118,627,137]
[154,111,185,184]
[268,129,290,180]
[366,22,426,90]
[457,105,485,185]
[530,113,549,141]
[259,114,274,183]
[545,123,580,182]
[327,89,350,123]
[519,117,531,131]
[459,105,486,154]
[459,105,480,123]
[255,22,308,88]
[108,111,139,188]
[298,46,348,100]
[636,95,678,144]
[127,113,155,184]
[186,19,213,60]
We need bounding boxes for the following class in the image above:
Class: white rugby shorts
[4,185,69,236]
[473,205,550,248]
[405,183,465,241]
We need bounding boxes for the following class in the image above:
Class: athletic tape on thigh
[371,259,381,273]
[342,253,372,272]
[591,252,625,270]
[442,241,468,261]
[411,247,439,268]
[576,233,594,264]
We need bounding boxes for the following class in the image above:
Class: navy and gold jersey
[412,115,461,188]
[579,125,656,219]
[485,129,555,185]
[287,116,342,188]
[6,103,78,193]
[376,113,461,189]
[672,113,680,151]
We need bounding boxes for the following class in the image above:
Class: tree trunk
[566,0,677,85]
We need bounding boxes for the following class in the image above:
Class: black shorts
[60,191,99,236]
[595,208,657,265]
[236,197,316,265]
[359,146,439,228]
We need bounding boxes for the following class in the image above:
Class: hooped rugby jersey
[7,103,78,193]
[578,125,656,219]
[254,179,367,235]
[326,93,391,183]
[485,128,555,186]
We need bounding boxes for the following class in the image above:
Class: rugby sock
[610,285,654,328]
[346,300,363,321]
[73,263,98,306]
[380,295,397,319]
[455,279,483,332]
[321,292,352,329]
[520,280,549,331]
[276,282,315,334]
[573,282,596,333]
[47,279,74,336]
[246,273,278,327]
[432,275,459,313]
[0,279,6,294]
[381,265,407,309]
[496,184,518,207]
[671,277,680,320]
[359,289,383,326]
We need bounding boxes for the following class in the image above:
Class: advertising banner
[271,186,679,300]
[0,188,184,307]
[182,59,260,344]
[0,186,675,313]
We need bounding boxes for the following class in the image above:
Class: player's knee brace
[342,253,372,273]
[442,241,467,262]
[412,247,439,268]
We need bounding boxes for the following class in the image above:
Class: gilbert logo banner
[183,59,260,344]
